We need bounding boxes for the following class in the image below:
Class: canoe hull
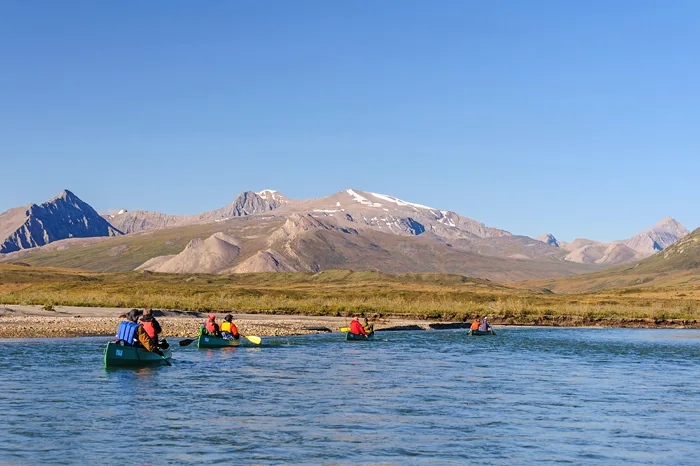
[345,332,374,341]
[468,329,496,336]
[197,334,241,348]
[104,342,172,368]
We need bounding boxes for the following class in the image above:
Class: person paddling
[203,313,222,338]
[220,314,240,340]
[362,317,374,336]
[479,316,491,332]
[470,318,480,331]
[141,309,169,350]
[116,309,142,346]
[349,316,368,338]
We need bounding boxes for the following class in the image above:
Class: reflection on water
[0,328,699,464]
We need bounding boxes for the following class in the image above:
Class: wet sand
[0,305,435,338]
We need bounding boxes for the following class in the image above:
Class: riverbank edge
[0,304,698,339]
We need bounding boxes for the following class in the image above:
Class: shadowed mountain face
[0,190,121,254]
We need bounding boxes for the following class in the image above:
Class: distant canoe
[104,342,172,368]
[345,332,374,341]
[197,333,244,348]
[468,329,496,336]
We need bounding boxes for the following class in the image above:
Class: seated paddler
[349,316,368,338]
[202,313,222,337]
[115,309,143,346]
[141,308,169,350]
[362,317,374,336]
[220,314,240,340]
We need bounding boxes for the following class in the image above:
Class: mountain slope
[0,213,602,281]
[535,217,689,265]
[105,190,280,234]
[526,227,700,293]
[0,190,121,254]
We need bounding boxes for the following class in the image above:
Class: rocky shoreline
[0,305,698,339]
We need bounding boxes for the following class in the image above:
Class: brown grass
[1,264,699,326]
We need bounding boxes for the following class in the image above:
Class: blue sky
[1,1,698,242]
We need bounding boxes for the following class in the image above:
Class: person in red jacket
[349,317,368,338]
[204,313,222,337]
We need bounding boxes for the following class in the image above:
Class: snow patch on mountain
[369,192,434,210]
[346,189,382,207]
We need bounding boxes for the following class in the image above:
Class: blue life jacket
[117,321,139,345]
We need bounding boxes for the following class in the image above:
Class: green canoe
[104,342,172,368]
[468,329,496,336]
[345,332,374,341]
[197,333,243,348]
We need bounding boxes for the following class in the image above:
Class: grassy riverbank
[1,264,699,327]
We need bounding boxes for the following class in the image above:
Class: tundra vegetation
[1,264,698,327]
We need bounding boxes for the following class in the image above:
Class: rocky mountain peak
[536,233,560,247]
[0,189,122,254]
[257,189,289,209]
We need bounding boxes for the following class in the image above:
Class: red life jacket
[141,321,156,339]
[206,320,218,334]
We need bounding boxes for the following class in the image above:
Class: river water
[0,328,699,465]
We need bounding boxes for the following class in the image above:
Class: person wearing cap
[140,308,169,350]
[220,314,240,340]
[140,309,162,342]
[203,313,222,337]
[349,316,368,338]
[115,309,143,346]
[479,316,491,332]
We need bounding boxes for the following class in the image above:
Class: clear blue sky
[1,1,698,242]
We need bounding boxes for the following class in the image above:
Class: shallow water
[1,328,699,465]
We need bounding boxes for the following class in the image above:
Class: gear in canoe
[345,316,374,340]
[108,309,172,367]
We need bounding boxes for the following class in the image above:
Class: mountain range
[0,189,690,281]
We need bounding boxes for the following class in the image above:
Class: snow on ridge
[369,192,434,210]
[313,209,340,213]
[258,189,278,195]
[345,189,382,207]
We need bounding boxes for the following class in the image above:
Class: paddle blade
[161,356,172,366]
[179,338,196,347]
[340,327,350,333]
[245,335,262,345]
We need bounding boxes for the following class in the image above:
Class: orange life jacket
[141,321,156,339]
[470,320,479,330]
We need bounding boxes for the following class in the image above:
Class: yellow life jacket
[220,321,231,333]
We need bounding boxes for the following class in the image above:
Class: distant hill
[0,187,690,282]
[105,190,282,234]
[0,190,121,254]
[0,212,602,281]
[527,227,700,293]
[534,217,689,265]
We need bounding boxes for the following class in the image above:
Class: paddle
[179,338,196,347]
[244,335,262,345]
[160,355,172,366]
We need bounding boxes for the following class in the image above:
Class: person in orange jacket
[470,318,480,331]
[220,314,240,340]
